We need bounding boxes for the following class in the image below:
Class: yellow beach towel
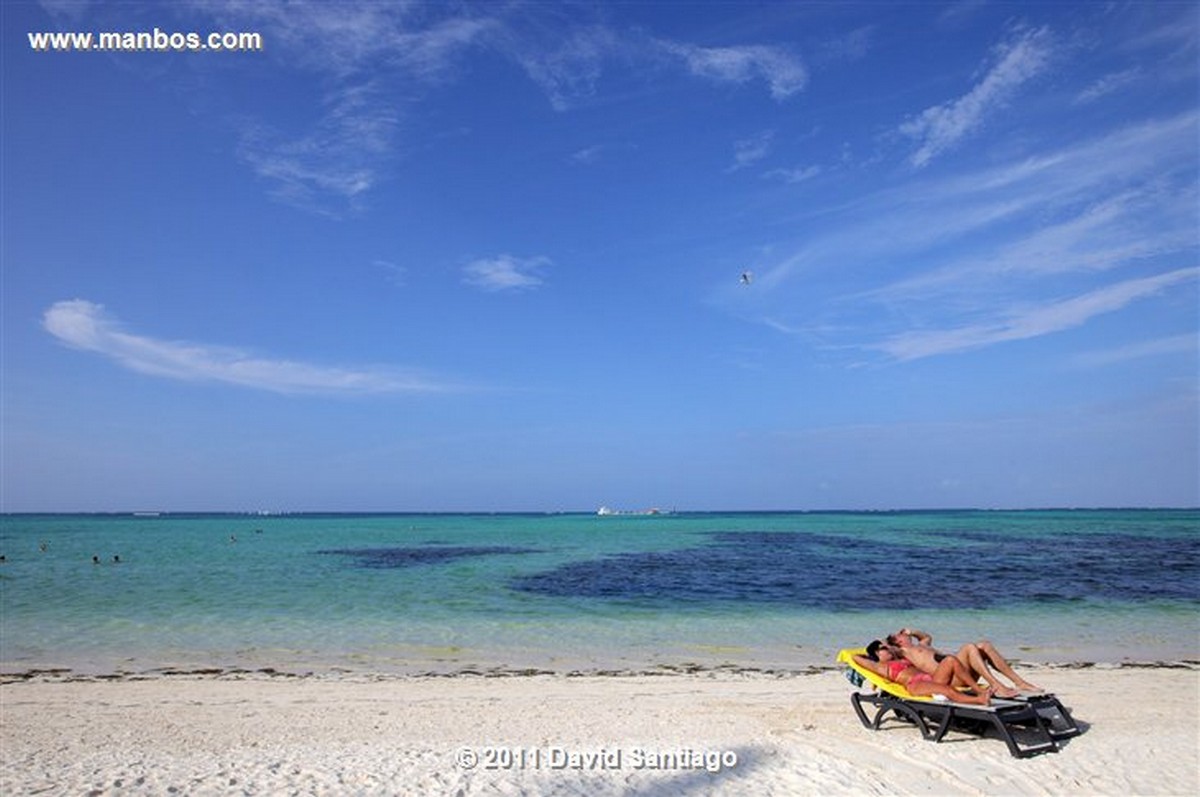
[836,647,930,702]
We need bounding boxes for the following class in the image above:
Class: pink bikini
[887,659,933,685]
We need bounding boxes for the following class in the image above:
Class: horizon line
[2,505,1197,517]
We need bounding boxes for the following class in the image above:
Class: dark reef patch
[320,545,541,569]
[511,529,1200,609]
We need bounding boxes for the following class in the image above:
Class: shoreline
[3,657,1200,685]
[5,629,1197,683]
[3,667,1198,796]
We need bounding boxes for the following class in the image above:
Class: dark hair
[886,634,899,645]
[866,640,884,661]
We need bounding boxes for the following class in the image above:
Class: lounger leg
[1031,696,1081,739]
[850,694,934,738]
[988,710,1059,758]
[850,693,875,729]
[928,707,955,743]
[989,715,1028,758]
[883,700,933,739]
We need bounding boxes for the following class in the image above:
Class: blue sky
[2,1,1197,512]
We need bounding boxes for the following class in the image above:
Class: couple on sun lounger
[852,627,1041,706]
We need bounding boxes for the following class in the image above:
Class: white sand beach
[2,665,1197,796]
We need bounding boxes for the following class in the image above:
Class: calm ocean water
[1,510,1197,675]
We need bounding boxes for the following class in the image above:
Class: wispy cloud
[742,112,1199,363]
[72,2,806,209]
[728,130,775,172]
[500,23,808,110]
[462,255,549,292]
[1122,12,1200,56]
[43,300,450,395]
[1075,333,1199,368]
[874,268,1199,361]
[815,26,874,65]
[658,40,808,100]
[867,182,1198,302]
[237,81,398,213]
[37,0,95,21]
[192,1,493,212]
[936,0,989,30]
[374,259,407,287]
[572,144,605,164]
[503,24,619,111]
[764,164,822,184]
[570,141,637,165]
[900,26,1054,167]
[196,1,489,78]
[1073,67,1142,105]
[886,114,1195,290]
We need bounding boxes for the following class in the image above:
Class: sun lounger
[836,648,1080,758]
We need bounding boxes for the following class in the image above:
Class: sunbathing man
[852,640,994,706]
[887,627,1041,698]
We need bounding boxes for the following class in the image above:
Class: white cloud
[393,17,498,81]
[505,25,618,111]
[740,113,1199,364]
[658,40,807,100]
[572,144,604,164]
[1073,67,1142,105]
[237,81,398,212]
[764,164,822,184]
[42,300,449,394]
[782,112,1200,308]
[816,26,873,64]
[38,0,95,21]
[936,0,989,29]
[194,2,492,212]
[196,1,487,78]
[462,255,549,292]
[868,182,1198,302]
[374,259,407,287]
[1122,13,1200,56]
[502,24,807,110]
[900,27,1054,167]
[1075,334,1199,368]
[56,3,812,213]
[875,268,1199,361]
[728,130,775,172]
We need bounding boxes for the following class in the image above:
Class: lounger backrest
[836,647,927,702]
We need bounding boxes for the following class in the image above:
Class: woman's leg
[932,654,976,687]
[906,680,994,706]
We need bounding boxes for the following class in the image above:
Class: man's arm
[898,627,933,646]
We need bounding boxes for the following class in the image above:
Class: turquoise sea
[1,510,1197,676]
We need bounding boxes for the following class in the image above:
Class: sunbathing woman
[852,640,994,706]
[887,627,1041,697]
